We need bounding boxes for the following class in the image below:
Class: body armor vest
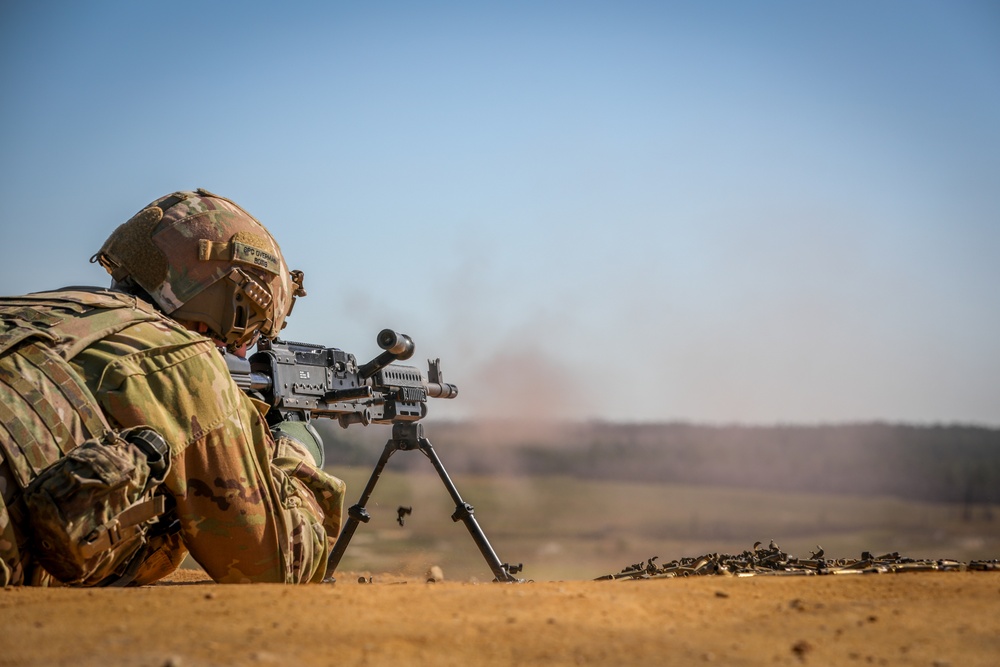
[0,288,169,586]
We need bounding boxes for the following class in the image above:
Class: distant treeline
[316,421,1000,505]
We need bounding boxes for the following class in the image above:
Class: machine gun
[225,329,522,583]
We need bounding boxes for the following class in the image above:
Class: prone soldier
[0,188,346,586]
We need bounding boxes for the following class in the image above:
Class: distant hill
[316,420,1000,506]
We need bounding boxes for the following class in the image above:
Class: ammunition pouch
[23,427,172,586]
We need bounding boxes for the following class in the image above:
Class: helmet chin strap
[177,320,225,345]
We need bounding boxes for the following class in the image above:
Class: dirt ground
[1,568,998,667]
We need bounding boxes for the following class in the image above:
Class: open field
[327,466,1000,582]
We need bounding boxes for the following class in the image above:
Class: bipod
[324,421,523,583]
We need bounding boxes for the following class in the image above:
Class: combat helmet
[93,188,306,351]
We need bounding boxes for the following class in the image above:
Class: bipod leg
[411,425,522,583]
[324,437,400,582]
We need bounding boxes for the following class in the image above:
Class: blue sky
[2,1,998,425]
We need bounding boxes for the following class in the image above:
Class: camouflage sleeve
[76,319,343,584]
[164,414,334,584]
[272,435,345,545]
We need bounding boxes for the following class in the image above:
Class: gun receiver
[225,328,458,429]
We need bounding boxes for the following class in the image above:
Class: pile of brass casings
[597,542,1000,580]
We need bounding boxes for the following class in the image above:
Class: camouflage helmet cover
[94,189,305,347]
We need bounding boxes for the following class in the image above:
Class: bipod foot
[495,562,526,583]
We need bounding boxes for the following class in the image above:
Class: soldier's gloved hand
[270,420,325,468]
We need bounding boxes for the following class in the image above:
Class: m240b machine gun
[225,329,522,582]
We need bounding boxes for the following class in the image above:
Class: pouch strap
[78,495,167,559]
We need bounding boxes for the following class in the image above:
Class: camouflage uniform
[0,287,345,585]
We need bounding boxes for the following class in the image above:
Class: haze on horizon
[1,1,997,426]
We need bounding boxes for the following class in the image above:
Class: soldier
[0,189,345,586]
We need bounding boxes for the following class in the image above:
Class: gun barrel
[425,382,459,399]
